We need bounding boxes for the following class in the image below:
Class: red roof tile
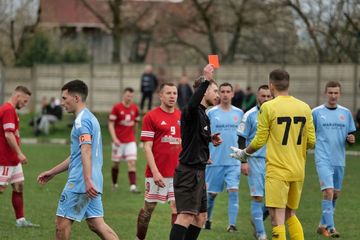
[39,0,110,27]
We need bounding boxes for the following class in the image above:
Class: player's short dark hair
[219,82,233,91]
[269,69,289,91]
[159,82,176,91]
[193,76,217,91]
[325,81,341,92]
[123,87,134,93]
[257,84,269,91]
[15,86,32,96]
[61,79,88,101]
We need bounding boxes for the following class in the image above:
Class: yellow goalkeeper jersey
[250,95,316,181]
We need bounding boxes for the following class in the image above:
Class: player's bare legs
[171,212,206,240]
[56,217,74,240]
[169,200,177,224]
[136,201,157,240]
[127,160,138,192]
[86,217,119,240]
[192,212,207,228]
[174,213,194,228]
[269,207,304,240]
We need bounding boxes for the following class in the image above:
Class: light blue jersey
[312,105,356,167]
[237,106,266,158]
[66,108,103,194]
[237,105,266,197]
[207,105,243,166]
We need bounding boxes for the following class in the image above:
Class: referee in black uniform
[169,64,222,240]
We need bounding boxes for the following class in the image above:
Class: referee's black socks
[184,224,201,240]
[169,224,187,240]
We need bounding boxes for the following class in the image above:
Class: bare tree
[158,0,283,64]
[81,0,156,63]
[283,0,360,63]
[0,0,38,66]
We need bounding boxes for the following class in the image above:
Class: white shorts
[111,142,137,162]
[0,163,24,185]
[144,178,175,203]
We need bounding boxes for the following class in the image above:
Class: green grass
[1,114,357,239]
[0,143,359,239]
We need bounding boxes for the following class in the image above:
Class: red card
[208,55,220,68]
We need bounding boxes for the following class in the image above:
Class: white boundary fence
[0,63,359,113]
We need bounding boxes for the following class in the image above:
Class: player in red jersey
[135,82,182,240]
[0,86,39,227]
[109,87,140,193]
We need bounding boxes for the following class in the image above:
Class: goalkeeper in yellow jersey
[230,69,316,240]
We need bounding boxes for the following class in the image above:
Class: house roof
[39,0,110,28]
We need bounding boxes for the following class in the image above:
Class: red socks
[129,171,136,185]
[111,167,119,185]
[12,191,24,219]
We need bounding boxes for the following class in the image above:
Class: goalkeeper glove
[229,146,250,163]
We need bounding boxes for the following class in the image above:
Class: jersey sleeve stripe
[109,114,117,121]
[141,132,155,138]
[3,123,15,130]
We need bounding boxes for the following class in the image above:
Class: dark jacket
[179,79,211,169]
[140,73,158,93]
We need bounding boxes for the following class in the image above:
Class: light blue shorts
[206,166,240,193]
[247,157,266,197]
[56,190,104,222]
[316,164,344,191]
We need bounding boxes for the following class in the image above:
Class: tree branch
[80,0,112,30]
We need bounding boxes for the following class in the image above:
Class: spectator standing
[231,84,244,109]
[177,75,193,110]
[242,86,256,112]
[140,65,158,113]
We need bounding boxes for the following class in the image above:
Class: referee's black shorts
[173,163,207,215]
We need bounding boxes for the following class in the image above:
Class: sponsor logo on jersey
[204,126,208,131]
[120,120,135,126]
[161,135,181,144]
[161,121,167,125]
[238,122,245,133]
[339,114,345,121]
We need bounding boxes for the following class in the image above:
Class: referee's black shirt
[179,79,212,169]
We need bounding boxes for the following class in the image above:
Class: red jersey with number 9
[0,103,20,166]
[141,107,181,178]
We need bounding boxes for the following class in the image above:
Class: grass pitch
[0,143,359,239]
[0,114,358,239]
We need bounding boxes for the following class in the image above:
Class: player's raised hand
[85,179,98,198]
[211,133,222,147]
[203,64,214,80]
[37,170,55,185]
[229,146,250,163]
